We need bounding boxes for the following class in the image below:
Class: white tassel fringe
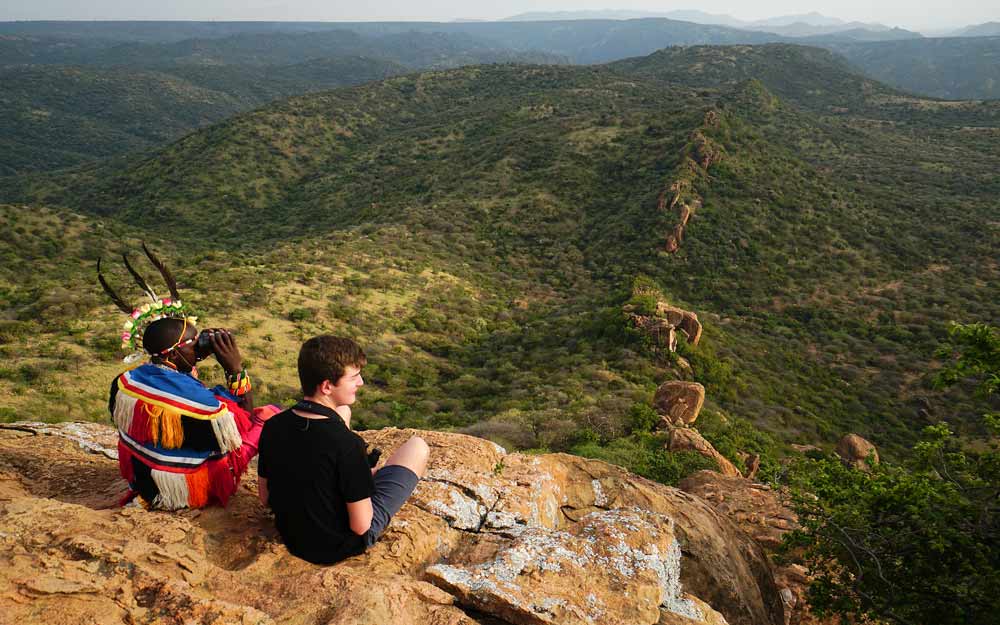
[113,393,137,433]
[211,411,243,453]
[150,470,190,510]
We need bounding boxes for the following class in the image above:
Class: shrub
[782,323,1000,625]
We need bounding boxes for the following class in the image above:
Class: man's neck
[298,395,351,428]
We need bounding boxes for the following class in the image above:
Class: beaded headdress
[98,243,197,363]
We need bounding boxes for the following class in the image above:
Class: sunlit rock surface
[0,422,784,625]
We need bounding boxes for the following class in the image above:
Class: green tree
[783,323,1000,625]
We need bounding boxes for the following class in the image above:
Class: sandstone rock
[426,508,725,625]
[677,472,795,551]
[666,428,742,478]
[624,298,700,352]
[630,314,679,352]
[664,223,686,254]
[789,444,821,455]
[0,423,784,625]
[654,382,706,426]
[678,471,834,625]
[835,434,879,471]
[655,304,703,346]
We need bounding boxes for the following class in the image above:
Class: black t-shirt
[258,409,375,564]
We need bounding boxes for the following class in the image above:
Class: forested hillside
[5,21,998,175]
[0,29,562,174]
[827,36,1000,99]
[3,45,997,466]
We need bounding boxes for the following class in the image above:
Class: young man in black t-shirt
[257,336,429,564]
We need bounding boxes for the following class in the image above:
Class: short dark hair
[298,336,367,396]
[143,317,188,355]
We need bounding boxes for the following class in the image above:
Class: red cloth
[207,401,281,506]
[118,401,281,508]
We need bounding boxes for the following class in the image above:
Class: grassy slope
[0,65,706,442]
[2,46,998,460]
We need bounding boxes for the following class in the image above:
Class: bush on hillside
[783,323,1000,624]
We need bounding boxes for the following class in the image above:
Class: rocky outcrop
[665,428,742,478]
[678,472,795,551]
[654,381,706,427]
[630,312,679,352]
[678,471,833,625]
[426,509,710,625]
[0,422,785,625]
[656,302,703,346]
[835,433,879,471]
[660,110,725,255]
[624,298,702,354]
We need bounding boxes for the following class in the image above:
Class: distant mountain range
[503,10,1000,39]
[502,9,915,38]
[952,21,1000,37]
[2,18,999,176]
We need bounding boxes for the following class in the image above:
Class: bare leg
[383,436,429,478]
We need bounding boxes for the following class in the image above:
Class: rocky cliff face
[0,422,785,625]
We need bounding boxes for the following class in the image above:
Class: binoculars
[195,329,229,360]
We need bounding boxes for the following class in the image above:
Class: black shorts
[364,464,420,547]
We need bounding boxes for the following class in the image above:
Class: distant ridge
[953,21,1000,37]
[502,10,904,34]
[749,12,844,27]
[501,9,744,27]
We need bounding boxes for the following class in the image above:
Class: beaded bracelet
[226,368,252,396]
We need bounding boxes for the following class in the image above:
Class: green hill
[2,45,998,463]
[0,28,565,175]
[825,37,1000,100]
[0,59,408,175]
[5,21,1000,102]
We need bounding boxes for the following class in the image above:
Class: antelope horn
[97,258,133,314]
[142,242,180,301]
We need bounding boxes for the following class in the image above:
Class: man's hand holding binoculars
[197,329,243,375]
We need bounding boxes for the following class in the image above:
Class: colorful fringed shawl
[112,364,246,509]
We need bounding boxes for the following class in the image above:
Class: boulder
[678,471,835,625]
[426,508,724,625]
[630,314,679,352]
[654,382,706,426]
[655,304,703,346]
[835,434,879,471]
[0,422,786,625]
[665,428,741,478]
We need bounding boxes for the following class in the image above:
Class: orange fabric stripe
[185,468,210,508]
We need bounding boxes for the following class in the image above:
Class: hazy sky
[1,1,996,31]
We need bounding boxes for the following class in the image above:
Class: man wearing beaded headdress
[101,245,278,509]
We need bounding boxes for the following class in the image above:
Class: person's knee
[409,436,429,460]
[406,436,429,477]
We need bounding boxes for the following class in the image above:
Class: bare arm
[258,477,269,507]
[346,498,373,536]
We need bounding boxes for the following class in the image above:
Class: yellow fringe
[117,381,229,422]
[142,402,185,449]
